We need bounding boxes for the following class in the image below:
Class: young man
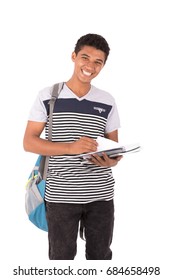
[23,33,122,260]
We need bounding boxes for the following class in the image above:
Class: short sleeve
[105,100,121,133]
[28,87,51,122]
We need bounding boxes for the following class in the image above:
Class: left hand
[89,152,123,167]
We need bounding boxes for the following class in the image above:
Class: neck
[66,79,91,97]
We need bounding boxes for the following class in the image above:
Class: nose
[85,61,95,70]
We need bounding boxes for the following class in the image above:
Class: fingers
[70,136,98,154]
[90,153,123,167]
[80,137,98,152]
[111,155,123,162]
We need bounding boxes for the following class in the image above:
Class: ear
[71,52,76,62]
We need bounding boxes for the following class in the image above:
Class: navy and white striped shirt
[28,83,120,204]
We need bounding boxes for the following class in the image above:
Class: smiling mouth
[82,70,92,77]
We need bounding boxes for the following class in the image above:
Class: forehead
[78,46,106,62]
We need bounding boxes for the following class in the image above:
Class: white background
[0,0,173,279]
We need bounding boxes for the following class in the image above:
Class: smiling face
[71,45,106,84]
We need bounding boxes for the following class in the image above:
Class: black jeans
[46,200,114,260]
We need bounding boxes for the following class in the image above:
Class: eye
[81,55,88,60]
[95,61,103,66]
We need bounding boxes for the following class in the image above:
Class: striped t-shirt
[28,83,120,204]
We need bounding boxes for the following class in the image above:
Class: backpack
[25,82,64,231]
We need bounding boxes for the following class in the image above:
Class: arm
[23,121,98,156]
[90,130,123,167]
[105,129,119,142]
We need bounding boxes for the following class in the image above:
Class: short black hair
[74,33,110,63]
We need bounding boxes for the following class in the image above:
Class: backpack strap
[47,82,64,141]
[42,82,64,180]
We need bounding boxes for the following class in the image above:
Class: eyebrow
[81,53,104,64]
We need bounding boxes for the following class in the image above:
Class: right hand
[69,137,98,155]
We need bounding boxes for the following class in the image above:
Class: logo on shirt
[93,107,106,114]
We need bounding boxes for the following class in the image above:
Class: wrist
[66,142,73,154]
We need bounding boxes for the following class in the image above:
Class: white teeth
[83,70,92,76]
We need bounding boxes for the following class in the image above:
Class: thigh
[46,202,82,260]
[84,200,114,260]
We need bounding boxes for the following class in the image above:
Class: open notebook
[70,136,141,159]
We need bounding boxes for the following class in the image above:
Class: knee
[49,244,77,260]
[48,235,77,260]
[85,244,112,260]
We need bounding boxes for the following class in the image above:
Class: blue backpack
[25,83,64,231]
